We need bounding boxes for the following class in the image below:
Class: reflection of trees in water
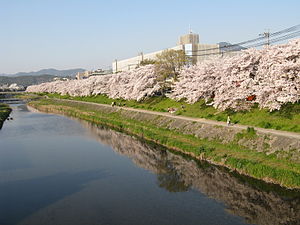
[157,160,190,192]
[81,121,300,225]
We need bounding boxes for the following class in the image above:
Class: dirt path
[57,98,300,140]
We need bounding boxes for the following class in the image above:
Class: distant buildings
[53,77,70,81]
[0,83,25,92]
[76,69,112,80]
[112,32,241,73]
[76,71,93,80]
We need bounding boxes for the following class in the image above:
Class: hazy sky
[1,0,299,74]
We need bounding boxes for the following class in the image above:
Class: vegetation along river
[0,104,299,225]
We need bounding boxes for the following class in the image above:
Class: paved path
[56,98,300,140]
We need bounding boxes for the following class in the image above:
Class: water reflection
[81,121,300,225]
[1,105,299,225]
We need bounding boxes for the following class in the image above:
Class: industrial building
[76,69,112,80]
[112,32,229,73]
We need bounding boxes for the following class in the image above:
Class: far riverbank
[0,103,11,129]
[0,93,12,129]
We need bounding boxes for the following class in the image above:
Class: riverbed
[0,104,299,225]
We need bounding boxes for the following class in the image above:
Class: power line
[186,24,300,53]
[267,31,300,45]
[189,30,300,57]
[270,24,300,37]
[243,30,300,48]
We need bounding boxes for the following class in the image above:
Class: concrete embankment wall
[61,100,300,161]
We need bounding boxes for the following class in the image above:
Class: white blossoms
[26,65,160,102]
[169,39,300,111]
[27,39,300,111]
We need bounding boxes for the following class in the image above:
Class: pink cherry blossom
[27,39,300,111]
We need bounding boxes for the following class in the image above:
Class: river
[0,104,299,225]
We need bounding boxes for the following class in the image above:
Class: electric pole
[139,52,144,65]
[115,59,118,73]
[259,30,270,46]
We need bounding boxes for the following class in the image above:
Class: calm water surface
[0,104,299,225]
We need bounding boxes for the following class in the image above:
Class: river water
[0,104,299,225]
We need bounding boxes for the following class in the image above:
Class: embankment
[0,103,11,129]
[28,98,300,189]
[80,123,300,225]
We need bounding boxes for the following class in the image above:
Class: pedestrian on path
[227,116,231,126]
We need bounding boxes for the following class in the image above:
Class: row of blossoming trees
[27,39,300,111]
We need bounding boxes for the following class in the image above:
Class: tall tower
[178,32,200,45]
[178,32,200,65]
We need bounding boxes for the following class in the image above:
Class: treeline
[0,75,57,87]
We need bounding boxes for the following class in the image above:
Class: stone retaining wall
[65,100,300,162]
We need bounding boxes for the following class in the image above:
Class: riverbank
[28,98,300,189]
[82,124,300,225]
[0,103,11,129]
[41,93,300,133]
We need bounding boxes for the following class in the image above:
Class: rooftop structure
[178,32,200,45]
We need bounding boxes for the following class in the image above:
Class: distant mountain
[0,68,85,77]
[0,75,58,87]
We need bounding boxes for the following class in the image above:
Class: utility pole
[259,30,270,46]
[139,52,144,65]
[115,59,118,73]
[138,52,144,66]
[189,24,192,34]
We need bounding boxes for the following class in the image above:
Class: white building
[76,69,113,80]
[76,71,93,80]
[112,32,225,73]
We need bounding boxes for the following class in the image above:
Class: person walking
[227,116,231,126]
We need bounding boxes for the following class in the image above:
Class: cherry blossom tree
[169,39,300,111]
[27,39,300,111]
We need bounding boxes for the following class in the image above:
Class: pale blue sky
[0,0,299,74]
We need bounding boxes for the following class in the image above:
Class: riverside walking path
[54,98,300,140]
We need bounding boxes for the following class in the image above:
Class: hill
[0,68,85,77]
[0,75,57,87]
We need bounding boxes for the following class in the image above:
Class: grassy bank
[0,103,11,129]
[28,98,300,189]
[40,93,300,133]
